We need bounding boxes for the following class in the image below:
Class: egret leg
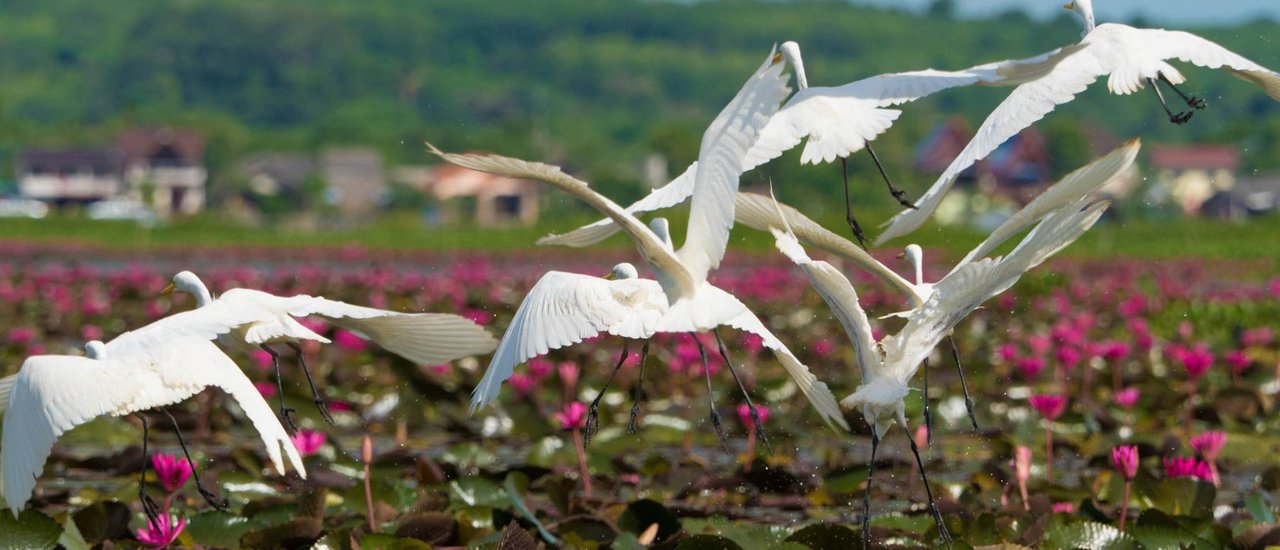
[1148,77,1193,124]
[628,340,651,434]
[289,342,335,426]
[908,433,953,547]
[861,433,879,548]
[1159,73,1207,110]
[712,329,771,454]
[840,158,870,249]
[922,358,932,445]
[160,408,228,512]
[585,342,629,446]
[137,414,162,529]
[691,333,730,452]
[260,344,298,436]
[866,144,915,209]
[949,335,979,432]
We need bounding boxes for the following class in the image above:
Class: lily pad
[617,499,681,544]
[0,509,62,550]
[784,522,861,550]
[675,534,746,549]
[1040,520,1138,550]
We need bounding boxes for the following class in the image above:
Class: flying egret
[156,270,497,433]
[538,40,1081,247]
[737,140,1140,434]
[429,45,850,445]
[770,191,1110,547]
[1,337,306,521]
[877,0,1280,244]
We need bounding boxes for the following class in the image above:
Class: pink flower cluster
[1028,394,1068,421]
[1163,457,1213,481]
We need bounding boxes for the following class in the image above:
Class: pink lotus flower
[1014,446,1032,485]
[812,338,834,358]
[1129,319,1153,351]
[135,514,187,549]
[1055,346,1082,371]
[151,454,193,493]
[1224,351,1251,374]
[428,363,451,376]
[254,381,277,399]
[333,330,368,352]
[290,430,327,457]
[741,333,764,353]
[736,404,770,427]
[997,343,1019,363]
[1118,295,1146,318]
[6,326,37,345]
[1179,344,1213,379]
[1163,457,1213,481]
[557,361,580,391]
[251,349,275,372]
[555,401,587,431]
[620,473,642,485]
[1016,357,1046,381]
[1113,387,1140,409]
[1189,432,1226,463]
[508,373,537,396]
[80,324,104,342]
[1101,341,1131,362]
[527,359,554,379]
[1242,327,1274,348]
[1052,502,1076,514]
[462,308,492,326]
[1028,394,1068,421]
[1027,334,1051,356]
[1111,445,1139,480]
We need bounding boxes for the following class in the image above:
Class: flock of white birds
[0,0,1277,544]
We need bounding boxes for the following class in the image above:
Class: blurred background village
[1,0,1278,240]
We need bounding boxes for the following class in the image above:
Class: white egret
[877,0,1280,244]
[151,270,497,432]
[1,337,305,520]
[429,45,850,445]
[539,40,1081,247]
[769,191,1110,547]
[738,140,1140,434]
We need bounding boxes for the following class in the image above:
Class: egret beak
[771,52,783,64]
[1063,2,1074,9]
[601,271,616,281]
[161,282,176,296]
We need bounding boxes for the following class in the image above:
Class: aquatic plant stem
[571,427,592,498]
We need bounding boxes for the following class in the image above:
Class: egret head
[841,377,909,439]
[649,217,674,250]
[84,340,106,359]
[603,263,639,281]
[1063,0,1095,34]
[164,271,213,306]
[779,41,808,90]
[904,244,925,286]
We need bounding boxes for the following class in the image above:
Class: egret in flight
[738,140,1139,435]
[429,45,849,446]
[769,189,1110,547]
[538,40,1081,247]
[159,270,497,433]
[1,337,305,523]
[877,0,1280,244]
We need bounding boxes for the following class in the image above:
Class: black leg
[922,358,932,446]
[862,433,879,548]
[261,344,298,436]
[138,414,161,529]
[865,144,915,209]
[908,433,953,547]
[289,342,335,426]
[1159,73,1207,110]
[948,335,979,432]
[1148,77,1193,124]
[585,342,629,446]
[161,408,229,512]
[691,333,729,452]
[712,329,771,454]
[840,158,869,249]
[629,340,651,434]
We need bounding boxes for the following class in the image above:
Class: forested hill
[1,0,1277,210]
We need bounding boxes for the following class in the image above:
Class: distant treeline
[1,0,1277,214]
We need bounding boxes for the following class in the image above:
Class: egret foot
[908,435,953,547]
[862,433,879,548]
[290,343,335,427]
[586,344,630,446]
[713,329,771,453]
[628,341,651,434]
[692,333,731,453]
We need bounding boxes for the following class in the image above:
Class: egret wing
[471,272,667,411]
[1143,28,1280,101]
[101,299,271,355]
[538,162,698,248]
[954,139,1139,269]
[679,47,791,282]
[713,287,849,431]
[0,374,15,414]
[876,40,1113,244]
[770,228,879,384]
[428,145,697,297]
[736,192,917,301]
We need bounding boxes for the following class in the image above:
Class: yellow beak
[1063,2,1074,9]
[161,282,176,296]
[601,271,616,280]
